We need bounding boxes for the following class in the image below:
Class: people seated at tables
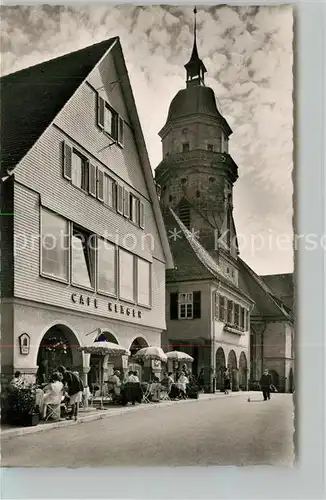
[176,372,189,399]
[42,372,64,420]
[181,364,190,378]
[126,370,138,383]
[161,372,174,393]
[58,366,84,421]
[9,371,25,390]
[107,370,122,400]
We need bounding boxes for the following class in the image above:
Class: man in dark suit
[260,368,273,401]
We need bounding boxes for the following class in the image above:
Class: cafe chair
[142,384,152,404]
[43,403,61,421]
[160,386,170,401]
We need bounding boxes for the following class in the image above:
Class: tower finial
[184,6,207,87]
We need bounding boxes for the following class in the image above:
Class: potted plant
[8,381,39,427]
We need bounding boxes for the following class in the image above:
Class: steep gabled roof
[0,37,174,268]
[260,273,294,311]
[164,208,216,282]
[165,207,241,284]
[0,37,118,174]
[238,258,293,321]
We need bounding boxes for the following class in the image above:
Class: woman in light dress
[42,372,64,420]
[176,373,189,398]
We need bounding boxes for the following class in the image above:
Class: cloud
[0,5,293,274]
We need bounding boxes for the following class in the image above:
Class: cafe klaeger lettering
[71,293,142,318]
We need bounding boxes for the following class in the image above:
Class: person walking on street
[260,368,273,401]
[223,368,231,395]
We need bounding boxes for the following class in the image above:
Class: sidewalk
[1,391,254,439]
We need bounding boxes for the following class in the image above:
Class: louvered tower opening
[178,199,191,229]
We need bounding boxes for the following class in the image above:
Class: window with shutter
[130,195,139,224]
[214,293,219,319]
[97,169,104,201]
[71,150,88,191]
[219,296,226,322]
[244,310,249,331]
[104,175,116,209]
[89,163,97,197]
[139,201,145,229]
[178,292,193,319]
[117,185,124,214]
[123,188,130,218]
[170,293,178,320]
[240,307,245,330]
[118,116,124,146]
[97,95,105,129]
[193,291,201,319]
[62,141,72,180]
[227,299,233,324]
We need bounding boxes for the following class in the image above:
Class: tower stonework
[155,14,240,285]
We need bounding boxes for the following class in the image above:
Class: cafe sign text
[71,293,142,318]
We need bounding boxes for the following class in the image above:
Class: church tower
[155,8,240,282]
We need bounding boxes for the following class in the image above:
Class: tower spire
[184,6,207,88]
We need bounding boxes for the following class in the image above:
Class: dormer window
[182,143,190,152]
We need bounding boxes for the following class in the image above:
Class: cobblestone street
[1,393,294,467]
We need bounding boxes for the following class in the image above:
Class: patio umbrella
[79,341,130,357]
[166,351,194,363]
[133,346,167,362]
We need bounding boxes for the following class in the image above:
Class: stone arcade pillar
[121,355,129,382]
[232,368,239,392]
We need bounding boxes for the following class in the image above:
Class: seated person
[161,372,173,393]
[9,371,25,390]
[42,372,64,419]
[176,373,189,398]
[133,370,140,383]
[125,370,138,383]
[107,370,122,399]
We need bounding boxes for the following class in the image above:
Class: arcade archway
[227,349,239,391]
[270,370,280,391]
[215,347,226,391]
[129,337,150,382]
[36,324,82,383]
[239,351,248,391]
[89,331,121,387]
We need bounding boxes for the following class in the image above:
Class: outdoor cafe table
[120,382,143,405]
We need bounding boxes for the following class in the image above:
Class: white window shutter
[117,184,124,214]
[97,169,104,201]
[97,94,105,129]
[62,141,72,180]
[89,163,97,197]
[123,188,130,218]
[118,116,124,146]
[139,201,145,229]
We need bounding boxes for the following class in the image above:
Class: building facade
[156,17,294,392]
[0,37,173,389]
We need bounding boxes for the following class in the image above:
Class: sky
[0,4,294,275]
